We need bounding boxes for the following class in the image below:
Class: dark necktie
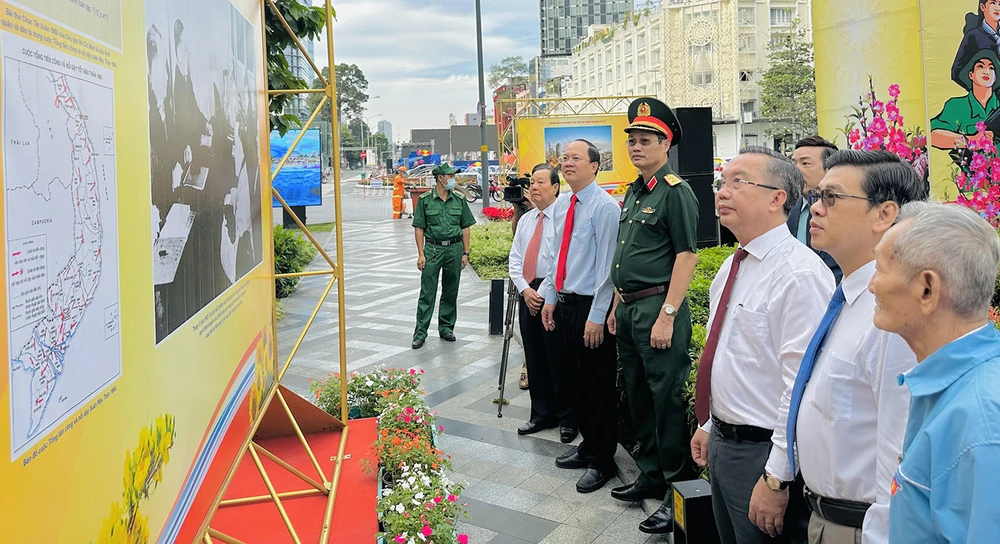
[694,248,750,425]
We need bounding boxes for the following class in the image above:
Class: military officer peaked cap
[625,98,683,146]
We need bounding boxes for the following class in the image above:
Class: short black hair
[573,139,601,164]
[794,136,839,163]
[824,149,927,206]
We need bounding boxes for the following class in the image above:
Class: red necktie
[694,248,750,425]
[522,215,545,282]
[555,195,578,293]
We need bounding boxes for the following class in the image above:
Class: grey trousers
[708,425,809,544]
[807,513,861,544]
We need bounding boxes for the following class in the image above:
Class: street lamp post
[475,0,489,212]
[361,112,381,169]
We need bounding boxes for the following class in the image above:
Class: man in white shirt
[785,150,924,544]
[690,146,835,544]
[509,163,575,440]
[541,139,622,493]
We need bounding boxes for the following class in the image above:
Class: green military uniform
[612,99,701,491]
[411,185,475,342]
[932,49,1000,137]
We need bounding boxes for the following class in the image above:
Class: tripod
[495,199,531,418]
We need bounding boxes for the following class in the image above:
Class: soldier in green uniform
[411,163,476,349]
[607,98,701,534]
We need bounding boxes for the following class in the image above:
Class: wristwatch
[661,303,676,317]
[762,471,790,491]
[462,251,470,256]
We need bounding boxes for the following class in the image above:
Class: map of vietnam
[11,72,104,437]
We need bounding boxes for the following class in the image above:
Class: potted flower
[841,78,929,182]
[949,122,1000,226]
[378,462,469,544]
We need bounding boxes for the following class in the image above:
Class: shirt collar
[965,90,999,120]
[537,201,555,219]
[634,163,675,193]
[572,180,599,202]
[900,324,1000,397]
[743,224,793,261]
[841,260,874,306]
[984,20,1000,43]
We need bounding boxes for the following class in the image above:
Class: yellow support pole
[249,445,302,544]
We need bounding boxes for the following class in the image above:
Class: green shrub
[274,225,318,299]
[689,245,738,327]
[469,222,514,279]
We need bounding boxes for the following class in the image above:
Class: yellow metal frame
[495,95,648,176]
[201,0,349,542]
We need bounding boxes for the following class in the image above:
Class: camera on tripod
[502,174,530,205]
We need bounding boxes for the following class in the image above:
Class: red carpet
[211,417,379,543]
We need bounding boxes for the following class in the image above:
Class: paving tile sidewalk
[276,179,671,543]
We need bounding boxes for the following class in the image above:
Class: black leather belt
[556,292,593,304]
[804,486,871,529]
[711,416,773,443]
[425,237,463,246]
[617,284,668,304]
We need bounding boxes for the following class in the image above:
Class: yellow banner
[0,0,277,541]
[814,0,926,150]
[516,114,635,188]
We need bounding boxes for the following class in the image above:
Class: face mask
[445,178,456,190]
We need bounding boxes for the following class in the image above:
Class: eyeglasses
[712,177,782,192]
[807,188,870,207]
[626,136,662,147]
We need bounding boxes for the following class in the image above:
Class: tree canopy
[759,21,817,142]
[265,0,329,135]
[487,56,528,89]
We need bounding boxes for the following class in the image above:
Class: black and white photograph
[146,0,263,344]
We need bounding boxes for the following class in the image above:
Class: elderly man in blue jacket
[869,201,1000,543]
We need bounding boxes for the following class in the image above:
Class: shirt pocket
[631,210,662,246]
[810,349,856,422]
[726,305,771,365]
[425,208,441,225]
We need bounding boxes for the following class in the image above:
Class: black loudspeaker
[669,107,714,176]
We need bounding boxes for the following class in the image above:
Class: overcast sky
[311,0,542,143]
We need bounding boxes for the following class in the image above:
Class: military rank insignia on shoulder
[666,174,683,187]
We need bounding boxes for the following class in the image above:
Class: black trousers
[708,424,810,544]
[518,284,572,426]
[553,295,618,468]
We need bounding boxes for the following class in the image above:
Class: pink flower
[438,425,444,432]
[458,535,469,544]
[888,84,901,99]
[448,494,458,502]
[848,129,861,145]
[872,100,885,114]
[405,406,415,414]
[868,118,888,137]
[433,496,443,504]
[404,415,412,423]
[409,369,416,375]
[395,536,406,544]
[978,121,988,135]
[421,526,433,537]
[972,153,988,171]
[886,102,901,123]
[420,369,425,374]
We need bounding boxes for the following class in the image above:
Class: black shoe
[440,331,456,342]
[555,448,588,469]
[576,467,615,493]
[517,420,556,435]
[559,425,578,443]
[411,339,425,349]
[611,481,668,502]
[638,503,674,534]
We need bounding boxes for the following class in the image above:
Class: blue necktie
[786,285,846,475]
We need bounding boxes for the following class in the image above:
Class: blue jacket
[889,325,1000,543]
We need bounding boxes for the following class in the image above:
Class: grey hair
[739,146,802,215]
[892,202,1000,318]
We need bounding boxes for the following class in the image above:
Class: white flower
[421,476,432,486]
[411,499,420,505]
[408,476,417,485]
[415,492,424,500]
[394,503,405,514]
[402,481,411,490]
[417,534,426,542]
[366,379,374,387]
[382,489,392,497]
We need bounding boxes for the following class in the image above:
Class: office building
[377,120,393,145]
[284,40,315,120]
[567,0,812,157]
[541,0,631,57]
